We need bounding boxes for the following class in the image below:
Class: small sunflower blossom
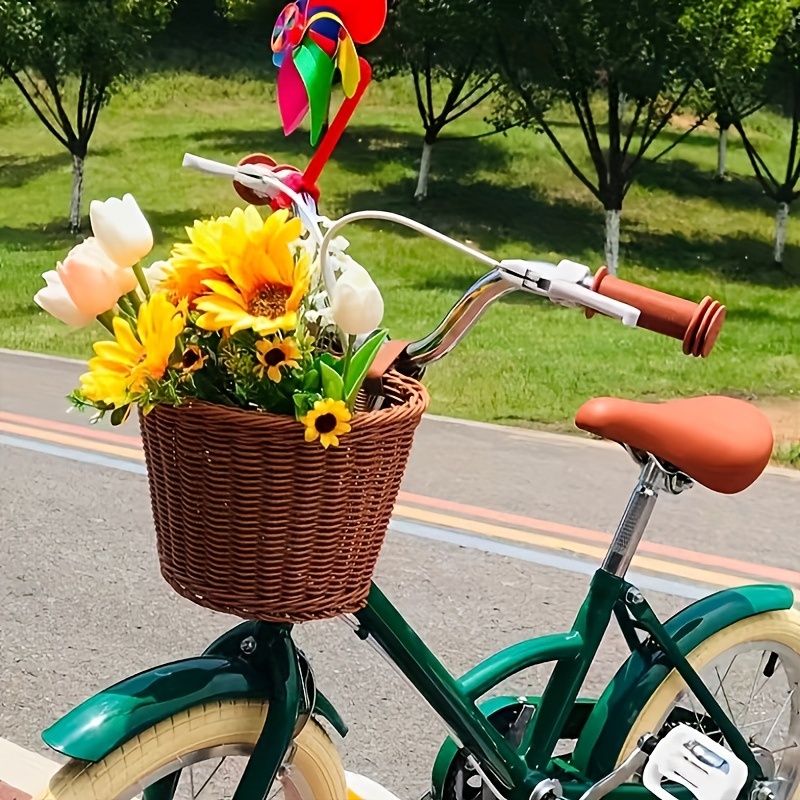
[180,344,207,374]
[300,398,352,449]
[255,337,301,383]
[79,293,185,407]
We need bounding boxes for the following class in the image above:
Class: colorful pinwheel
[272,0,387,146]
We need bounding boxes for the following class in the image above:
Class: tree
[682,0,794,179]
[374,0,509,201]
[220,0,283,25]
[733,11,800,265]
[0,0,174,232]
[492,0,714,274]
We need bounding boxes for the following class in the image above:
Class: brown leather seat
[575,396,774,494]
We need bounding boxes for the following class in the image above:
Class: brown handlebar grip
[587,267,726,358]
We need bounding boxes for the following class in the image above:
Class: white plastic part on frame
[642,725,748,800]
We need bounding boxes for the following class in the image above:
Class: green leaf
[344,330,389,408]
[110,404,132,426]
[303,368,321,392]
[293,392,322,419]
[319,352,345,375]
[320,361,344,401]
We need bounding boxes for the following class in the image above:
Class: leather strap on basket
[364,339,411,396]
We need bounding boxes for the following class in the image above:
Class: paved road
[1,350,799,798]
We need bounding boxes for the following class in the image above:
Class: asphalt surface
[1,350,799,798]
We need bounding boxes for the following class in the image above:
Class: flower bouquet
[34,193,428,622]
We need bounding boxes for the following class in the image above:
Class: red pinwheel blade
[278,57,310,135]
[307,0,387,44]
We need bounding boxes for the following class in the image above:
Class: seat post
[602,459,664,577]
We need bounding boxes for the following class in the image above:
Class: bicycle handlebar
[182,152,727,377]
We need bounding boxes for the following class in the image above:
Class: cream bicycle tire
[35,699,348,800]
[618,609,800,798]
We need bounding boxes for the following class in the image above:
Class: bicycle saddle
[575,396,774,494]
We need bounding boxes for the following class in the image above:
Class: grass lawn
[1,68,798,441]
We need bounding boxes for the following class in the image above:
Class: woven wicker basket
[139,371,428,622]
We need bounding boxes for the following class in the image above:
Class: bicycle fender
[572,583,795,779]
[41,653,347,762]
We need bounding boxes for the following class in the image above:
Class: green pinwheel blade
[293,39,335,146]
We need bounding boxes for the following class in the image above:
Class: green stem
[341,335,356,405]
[127,290,142,313]
[118,296,136,317]
[96,311,116,334]
[132,262,151,299]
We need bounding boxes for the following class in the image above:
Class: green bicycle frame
[353,574,793,800]
[43,571,793,800]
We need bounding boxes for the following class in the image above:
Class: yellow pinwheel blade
[337,32,361,98]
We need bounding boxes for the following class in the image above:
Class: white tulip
[331,263,384,336]
[90,193,154,268]
[144,260,170,292]
[34,270,95,328]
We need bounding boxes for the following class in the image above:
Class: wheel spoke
[765,688,796,748]
[742,651,768,730]
[192,757,227,798]
[715,666,738,726]
[714,656,737,700]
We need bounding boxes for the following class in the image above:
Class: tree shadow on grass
[636,158,769,213]
[0,222,80,252]
[0,206,209,254]
[726,306,799,324]
[183,126,305,162]
[628,227,800,288]
[348,174,604,258]
[0,153,73,189]
[186,124,510,181]
[349,171,799,287]
[0,147,116,190]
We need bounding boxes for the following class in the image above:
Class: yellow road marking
[394,504,782,592]
[4,419,797,599]
[0,421,144,462]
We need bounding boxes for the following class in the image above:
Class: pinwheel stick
[303,58,373,189]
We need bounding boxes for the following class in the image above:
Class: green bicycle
[30,156,799,800]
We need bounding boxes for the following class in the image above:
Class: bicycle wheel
[618,609,800,799]
[34,699,347,800]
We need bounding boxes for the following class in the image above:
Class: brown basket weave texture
[139,371,429,623]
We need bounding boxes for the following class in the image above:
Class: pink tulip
[57,238,139,318]
[34,270,95,328]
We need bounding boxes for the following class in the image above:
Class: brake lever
[499,259,641,328]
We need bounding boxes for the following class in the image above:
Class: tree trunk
[774,202,790,265]
[716,126,728,180]
[69,153,85,233]
[604,208,621,275]
[415,140,434,202]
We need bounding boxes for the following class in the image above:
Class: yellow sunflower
[300,398,352,449]
[79,293,185,407]
[255,337,301,383]
[160,217,231,305]
[195,206,310,336]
